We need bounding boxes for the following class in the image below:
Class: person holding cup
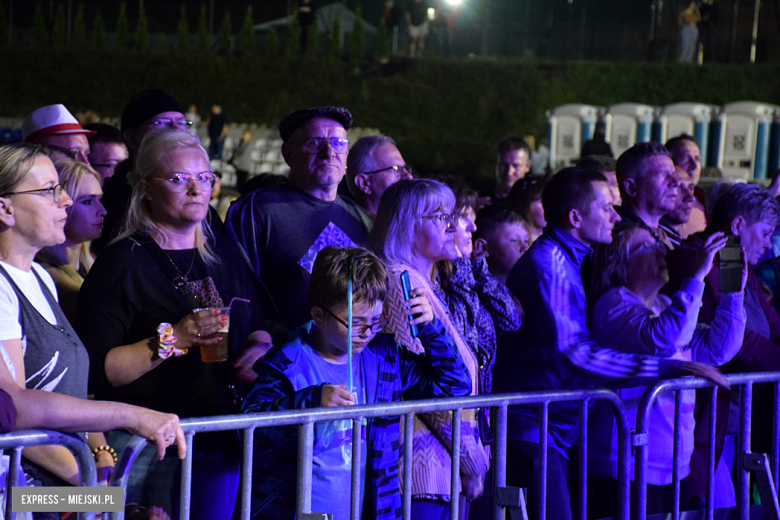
[76,130,277,520]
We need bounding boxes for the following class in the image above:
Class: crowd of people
[1,90,779,520]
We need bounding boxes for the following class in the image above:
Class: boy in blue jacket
[241,246,472,520]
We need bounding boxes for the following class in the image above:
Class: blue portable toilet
[546,104,600,172]
[654,103,715,166]
[769,107,780,177]
[605,103,655,159]
[715,101,779,180]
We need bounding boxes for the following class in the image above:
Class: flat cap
[279,107,353,142]
[121,89,183,132]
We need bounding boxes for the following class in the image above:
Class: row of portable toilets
[548,102,780,180]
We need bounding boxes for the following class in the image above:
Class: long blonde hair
[114,130,216,263]
[36,158,102,272]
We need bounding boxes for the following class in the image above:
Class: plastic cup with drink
[193,297,250,362]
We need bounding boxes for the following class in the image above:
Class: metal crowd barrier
[634,372,780,520]
[0,430,98,520]
[108,388,631,520]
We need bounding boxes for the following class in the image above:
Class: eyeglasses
[290,137,349,154]
[46,144,88,161]
[151,172,216,192]
[324,308,390,336]
[0,184,64,204]
[422,212,460,230]
[359,164,412,177]
[147,118,193,131]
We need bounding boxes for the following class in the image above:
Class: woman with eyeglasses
[587,222,746,517]
[35,158,106,324]
[370,178,490,519]
[76,130,278,520]
[0,143,118,516]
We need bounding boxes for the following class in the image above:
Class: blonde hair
[115,130,216,263]
[36,158,102,271]
[0,142,49,196]
[590,222,645,301]
[369,179,455,277]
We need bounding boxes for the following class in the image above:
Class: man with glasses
[226,107,370,330]
[346,135,413,228]
[94,89,195,254]
[22,104,95,164]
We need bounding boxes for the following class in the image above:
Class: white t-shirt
[0,260,58,343]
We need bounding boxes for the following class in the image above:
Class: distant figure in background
[84,123,128,183]
[297,0,316,52]
[433,0,458,57]
[488,137,532,203]
[698,0,718,62]
[679,1,701,63]
[581,121,613,158]
[506,177,545,245]
[527,135,550,176]
[381,0,401,33]
[185,105,201,137]
[658,167,696,248]
[230,129,254,190]
[206,105,229,160]
[576,155,620,205]
[666,135,707,238]
[405,0,429,57]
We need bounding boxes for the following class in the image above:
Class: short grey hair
[370,179,455,268]
[710,183,780,232]
[346,135,396,180]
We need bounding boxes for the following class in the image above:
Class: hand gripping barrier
[0,430,98,520]
[108,388,631,520]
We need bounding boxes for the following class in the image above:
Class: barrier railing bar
[539,401,549,520]
[738,383,752,520]
[350,417,363,520]
[774,383,780,494]
[403,412,413,520]
[706,387,717,520]
[451,408,462,520]
[610,393,630,520]
[108,434,148,520]
[296,422,314,517]
[7,446,21,520]
[579,399,588,520]
[672,390,682,520]
[240,427,255,520]
[179,432,194,520]
[494,404,508,520]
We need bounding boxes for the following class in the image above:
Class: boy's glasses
[324,308,390,336]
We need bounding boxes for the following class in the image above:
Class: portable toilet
[715,101,779,180]
[769,107,780,177]
[546,104,600,172]
[654,103,714,165]
[604,103,655,159]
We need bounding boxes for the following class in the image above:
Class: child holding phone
[241,246,471,520]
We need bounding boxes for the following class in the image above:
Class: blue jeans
[107,430,240,520]
[209,138,225,160]
[507,439,573,520]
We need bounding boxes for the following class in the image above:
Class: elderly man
[226,107,369,330]
[83,123,129,183]
[658,166,695,248]
[495,167,722,520]
[666,135,707,237]
[22,104,94,164]
[487,137,532,203]
[665,183,780,510]
[345,135,413,228]
[615,142,679,247]
[93,89,192,254]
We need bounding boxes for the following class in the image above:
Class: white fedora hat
[22,104,97,142]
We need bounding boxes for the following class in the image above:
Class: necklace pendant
[172,275,188,289]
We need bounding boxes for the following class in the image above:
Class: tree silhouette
[239,6,255,56]
[177,4,189,54]
[217,11,232,54]
[329,16,341,59]
[52,4,67,51]
[73,5,87,51]
[92,10,106,50]
[115,2,129,51]
[286,10,301,57]
[306,19,320,57]
[197,4,209,54]
[349,2,364,61]
[265,26,279,57]
[374,19,389,60]
[135,2,149,52]
[32,3,47,49]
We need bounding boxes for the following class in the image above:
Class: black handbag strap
[134,233,201,309]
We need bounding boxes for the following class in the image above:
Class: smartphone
[400,270,420,338]
[718,235,742,293]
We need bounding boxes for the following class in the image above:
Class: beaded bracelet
[157,323,188,360]
[92,445,118,463]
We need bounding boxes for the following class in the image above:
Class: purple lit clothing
[496,225,686,455]
[589,279,745,484]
